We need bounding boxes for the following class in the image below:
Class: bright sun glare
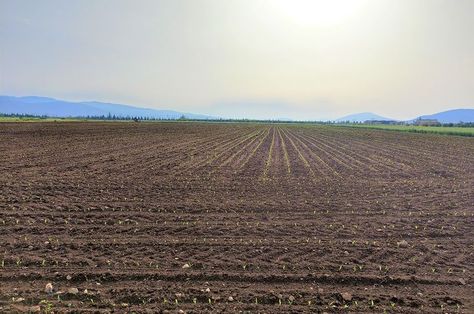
[273,0,367,27]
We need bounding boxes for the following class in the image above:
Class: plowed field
[1,122,473,313]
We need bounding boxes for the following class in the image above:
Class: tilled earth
[0,122,473,313]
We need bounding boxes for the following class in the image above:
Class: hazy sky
[1,0,473,120]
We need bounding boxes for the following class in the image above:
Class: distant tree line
[0,112,333,123]
[0,112,184,121]
[439,122,474,127]
[85,112,191,121]
[1,112,473,127]
[1,113,50,119]
[335,120,474,127]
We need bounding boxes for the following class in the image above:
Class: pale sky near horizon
[1,0,473,120]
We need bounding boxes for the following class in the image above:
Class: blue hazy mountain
[415,109,474,123]
[0,96,215,119]
[336,112,394,122]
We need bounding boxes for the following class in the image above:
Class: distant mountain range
[0,96,215,120]
[336,109,474,123]
[1,95,473,123]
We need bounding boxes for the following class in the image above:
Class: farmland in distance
[0,122,473,313]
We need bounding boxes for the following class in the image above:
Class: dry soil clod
[397,240,409,248]
[45,283,53,294]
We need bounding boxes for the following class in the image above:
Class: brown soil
[0,122,472,313]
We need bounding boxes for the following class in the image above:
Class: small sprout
[39,300,54,314]
[288,295,295,304]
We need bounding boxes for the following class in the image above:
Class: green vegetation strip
[337,124,474,137]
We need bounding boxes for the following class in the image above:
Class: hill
[415,109,474,123]
[0,96,214,120]
[336,112,394,123]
